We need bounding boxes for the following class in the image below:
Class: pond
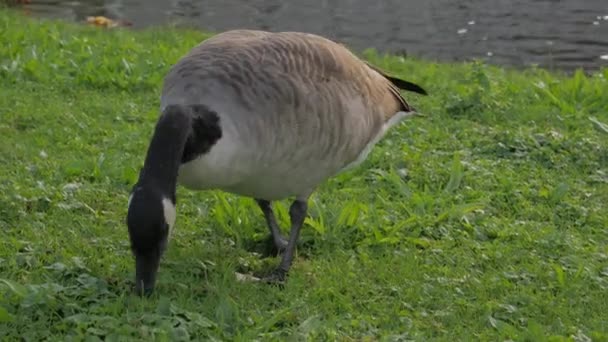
[13,0,608,71]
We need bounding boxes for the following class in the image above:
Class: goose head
[126,186,176,295]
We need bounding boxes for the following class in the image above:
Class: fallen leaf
[86,16,117,28]
[234,272,261,283]
[85,16,131,28]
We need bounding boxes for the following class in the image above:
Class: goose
[126,29,427,295]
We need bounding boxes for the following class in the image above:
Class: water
[13,0,608,71]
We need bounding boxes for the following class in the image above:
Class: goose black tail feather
[364,61,428,95]
[383,75,428,96]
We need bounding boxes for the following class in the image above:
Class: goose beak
[134,252,161,296]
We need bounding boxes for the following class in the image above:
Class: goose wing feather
[162,30,425,199]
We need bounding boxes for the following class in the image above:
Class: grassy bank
[1,8,607,341]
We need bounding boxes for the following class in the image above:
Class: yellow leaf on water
[85,16,132,28]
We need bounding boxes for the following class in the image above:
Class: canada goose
[126,29,427,295]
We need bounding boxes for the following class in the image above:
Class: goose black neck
[137,105,191,198]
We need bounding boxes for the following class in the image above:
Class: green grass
[1,8,608,341]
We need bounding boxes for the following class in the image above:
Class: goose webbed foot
[261,268,287,286]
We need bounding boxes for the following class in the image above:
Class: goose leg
[256,199,289,252]
[263,199,308,284]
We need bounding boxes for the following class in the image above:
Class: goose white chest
[175,117,330,200]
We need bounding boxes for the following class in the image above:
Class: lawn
[1,8,607,341]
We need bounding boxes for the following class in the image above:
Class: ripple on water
[10,0,608,71]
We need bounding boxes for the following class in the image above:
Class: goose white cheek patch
[162,197,176,235]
